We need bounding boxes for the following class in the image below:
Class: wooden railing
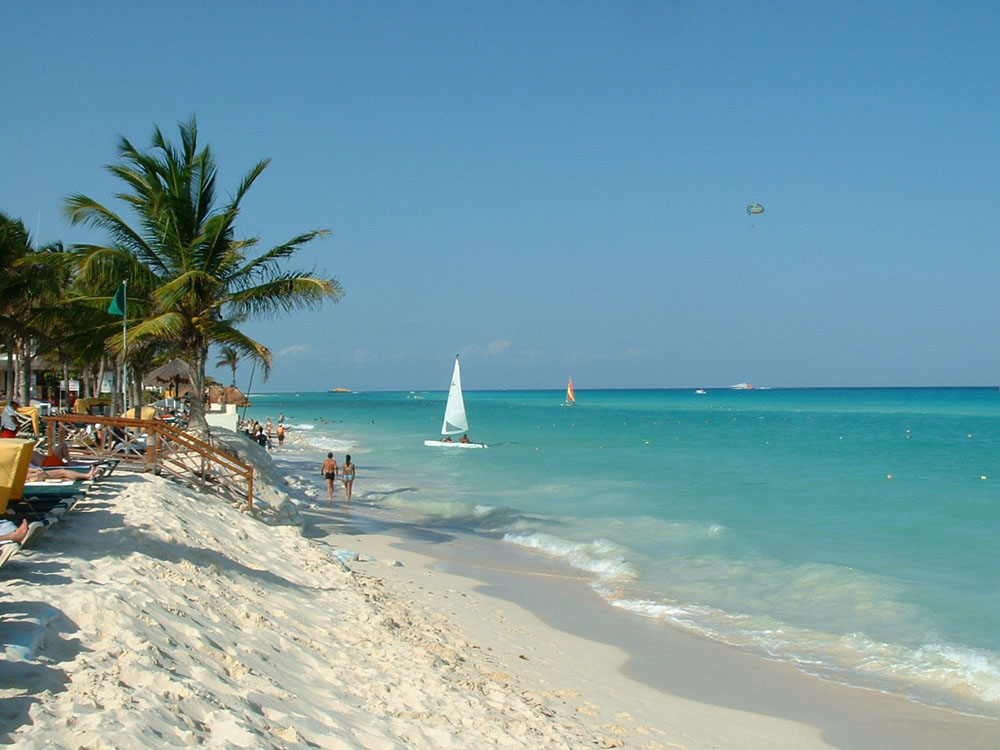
[42,414,255,509]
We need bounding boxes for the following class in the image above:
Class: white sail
[425,354,486,447]
[441,355,468,435]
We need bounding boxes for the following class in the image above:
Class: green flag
[108,282,126,316]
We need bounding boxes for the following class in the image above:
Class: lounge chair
[38,458,121,480]
[20,480,88,499]
[0,404,41,436]
[12,458,116,501]
[11,492,84,520]
[12,472,102,518]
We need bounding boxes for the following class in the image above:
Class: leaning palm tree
[66,117,342,434]
[215,345,240,387]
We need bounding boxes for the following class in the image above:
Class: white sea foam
[502,532,636,582]
[380,494,482,520]
[305,434,355,454]
[604,593,1000,717]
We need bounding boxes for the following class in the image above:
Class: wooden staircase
[42,414,256,509]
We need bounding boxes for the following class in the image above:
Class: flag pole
[122,280,128,416]
[107,281,128,415]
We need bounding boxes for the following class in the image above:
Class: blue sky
[4,2,999,390]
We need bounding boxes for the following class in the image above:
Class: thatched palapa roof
[147,358,194,383]
[207,384,249,407]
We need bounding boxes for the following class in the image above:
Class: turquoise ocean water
[243,387,1000,717]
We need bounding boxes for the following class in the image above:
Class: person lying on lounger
[26,465,98,482]
[0,518,29,543]
[31,441,73,467]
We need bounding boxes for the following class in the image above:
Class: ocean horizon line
[246,384,1000,395]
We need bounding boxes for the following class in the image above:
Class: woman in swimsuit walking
[321,452,338,502]
[342,454,356,503]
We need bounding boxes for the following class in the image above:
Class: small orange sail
[564,378,576,406]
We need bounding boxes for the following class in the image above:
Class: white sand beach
[3,452,999,749]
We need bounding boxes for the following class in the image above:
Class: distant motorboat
[330,387,351,393]
[695,389,707,395]
[731,382,755,390]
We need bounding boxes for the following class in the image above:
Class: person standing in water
[342,454,355,503]
[321,452,338,502]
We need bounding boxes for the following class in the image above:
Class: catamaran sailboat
[562,377,576,406]
[424,355,487,448]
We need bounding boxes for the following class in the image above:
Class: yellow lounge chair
[73,397,111,416]
[120,405,157,420]
[0,438,37,514]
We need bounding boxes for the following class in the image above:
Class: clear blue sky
[4,2,999,390]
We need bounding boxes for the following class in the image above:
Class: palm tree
[215,345,239,387]
[17,240,108,409]
[0,213,67,402]
[0,213,33,398]
[66,117,342,433]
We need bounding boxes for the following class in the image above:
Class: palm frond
[64,195,151,258]
[227,274,342,318]
[230,230,331,287]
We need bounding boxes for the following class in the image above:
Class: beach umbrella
[147,358,193,383]
[147,358,193,398]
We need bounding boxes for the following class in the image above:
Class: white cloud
[277,344,309,357]
[484,339,512,356]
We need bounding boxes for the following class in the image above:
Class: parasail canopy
[746,203,764,215]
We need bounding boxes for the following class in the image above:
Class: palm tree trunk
[15,336,30,403]
[186,347,210,437]
[22,336,34,404]
[62,362,69,411]
[3,338,13,398]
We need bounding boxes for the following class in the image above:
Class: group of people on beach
[320,453,355,503]
[243,414,286,450]
[241,412,354,504]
